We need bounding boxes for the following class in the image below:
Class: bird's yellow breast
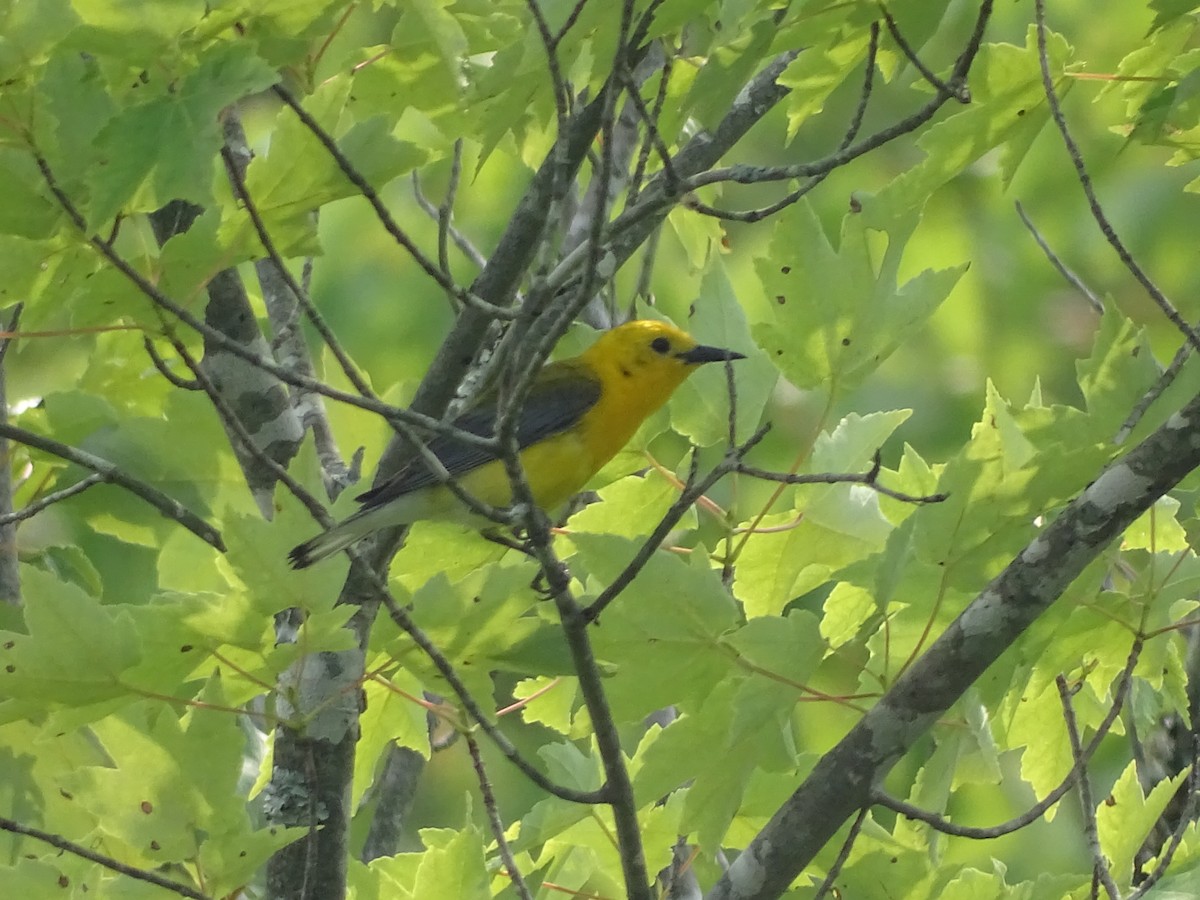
[454,426,597,512]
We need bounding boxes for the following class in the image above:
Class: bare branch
[1115,343,1190,446]
[0,474,103,525]
[0,814,210,900]
[0,302,24,604]
[1057,673,1121,899]
[1014,199,1104,314]
[270,83,467,303]
[0,422,225,552]
[465,731,533,900]
[880,5,969,102]
[584,424,770,624]
[411,168,489,272]
[734,453,948,505]
[1033,0,1200,354]
[812,807,869,900]
[143,337,202,390]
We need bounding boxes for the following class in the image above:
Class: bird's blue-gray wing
[354,366,601,510]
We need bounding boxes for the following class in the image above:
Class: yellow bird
[289,319,744,568]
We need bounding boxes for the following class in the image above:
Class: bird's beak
[677,344,746,364]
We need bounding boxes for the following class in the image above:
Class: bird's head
[582,319,745,397]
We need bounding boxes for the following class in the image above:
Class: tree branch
[0,423,225,552]
[706,379,1200,899]
[0,815,210,900]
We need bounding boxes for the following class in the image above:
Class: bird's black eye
[650,336,671,354]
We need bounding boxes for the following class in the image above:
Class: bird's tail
[288,509,383,569]
[289,489,431,569]
[289,526,361,569]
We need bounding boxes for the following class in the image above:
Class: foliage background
[3,0,1200,898]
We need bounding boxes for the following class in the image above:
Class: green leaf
[672,263,778,447]
[753,200,964,396]
[354,671,431,810]
[87,42,277,226]
[567,471,689,539]
[723,611,822,758]
[633,693,757,853]
[734,411,909,617]
[863,28,1075,226]
[0,0,80,82]
[571,533,739,720]
[412,821,491,900]
[511,675,581,736]
[0,568,140,705]
[1076,307,1160,437]
[1098,762,1188,889]
[1124,496,1189,551]
[778,27,872,140]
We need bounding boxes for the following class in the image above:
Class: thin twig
[0,815,210,899]
[584,424,770,623]
[1014,200,1104,313]
[143,337,202,390]
[735,454,947,505]
[1034,0,1200,354]
[411,170,488,270]
[881,5,969,102]
[1115,341,1191,445]
[812,806,870,900]
[464,731,533,900]
[617,62,679,194]
[439,140,465,293]
[1057,673,1121,899]
[628,52,673,205]
[0,474,103,525]
[0,422,225,551]
[551,0,592,47]
[839,23,880,152]
[270,84,467,303]
[525,0,572,136]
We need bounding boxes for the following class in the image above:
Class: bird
[288,319,745,568]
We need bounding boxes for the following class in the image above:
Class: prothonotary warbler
[288,319,744,568]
